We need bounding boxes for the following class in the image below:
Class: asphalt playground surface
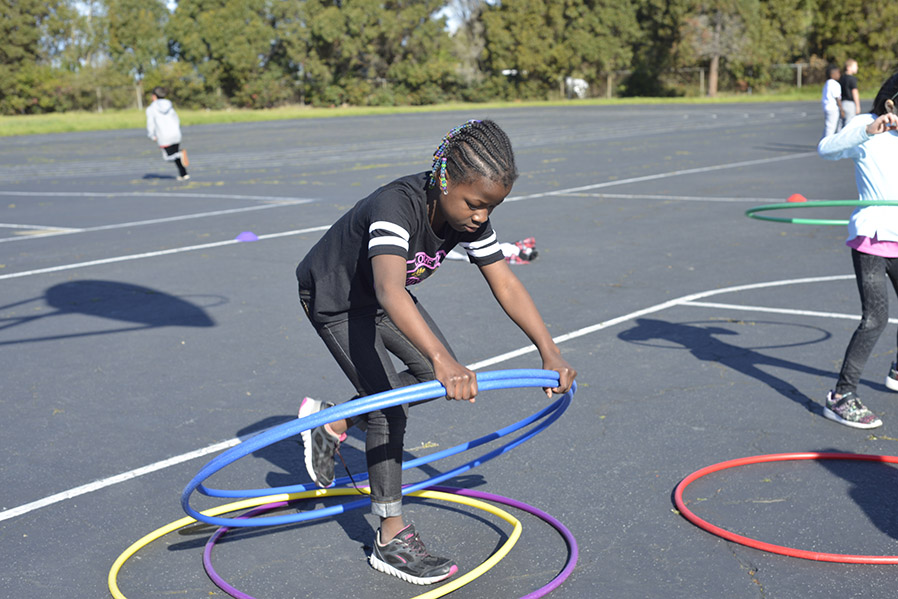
[3,102,898,599]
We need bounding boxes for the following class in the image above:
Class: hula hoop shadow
[746,200,898,226]
[182,369,576,528]
[674,452,898,564]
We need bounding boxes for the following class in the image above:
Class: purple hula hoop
[203,486,578,599]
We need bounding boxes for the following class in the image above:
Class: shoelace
[399,531,429,556]
[334,445,368,495]
[844,398,866,413]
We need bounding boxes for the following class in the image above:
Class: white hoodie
[146,99,182,147]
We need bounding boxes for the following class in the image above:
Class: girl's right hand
[866,113,898,135]
[434,356,478,403]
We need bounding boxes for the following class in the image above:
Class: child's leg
[305,294,453,535]
[165,143,188,178]
[835,250,889,395]
[886,256,898,357]
[301,294,458,582]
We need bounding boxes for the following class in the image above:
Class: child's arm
[866,112,898,135]
[146,110,156,141]
[478,259,576,397]
[819,113,898,159]
[371,253,479,402]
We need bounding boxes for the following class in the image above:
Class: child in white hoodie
[146,87,189,180]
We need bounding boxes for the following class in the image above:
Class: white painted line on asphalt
[0,223,84,234]
[465,274,854,371]
[0,223,83,231]
[506,152,816,202]
[681,300,898,324]
[0,200,313,244]
[558,193,794,203]
[1,272,858,522]
[0,272,856,522]
[0,224,331,281]
[0,190,316,202]
[0,152,813,275]
[0,438,243,522]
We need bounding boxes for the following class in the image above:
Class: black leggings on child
[163,144,188,177]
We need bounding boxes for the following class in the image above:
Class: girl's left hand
[541,355,577,398]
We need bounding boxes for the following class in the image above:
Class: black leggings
[299,289,454,517]
[163,143,187,177]
[835,250,898,395]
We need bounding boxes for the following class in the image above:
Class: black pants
[163,144,187,177]
[835,250,898,395]
[299,289,454,517]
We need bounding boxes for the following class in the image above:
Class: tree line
[2,0,897,115]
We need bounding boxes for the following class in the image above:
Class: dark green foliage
[4,0,898,114]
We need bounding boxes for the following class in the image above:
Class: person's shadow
[814,449,898,541]
[618,318,847,416]
[0,279,219,345]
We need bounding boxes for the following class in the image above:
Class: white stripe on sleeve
[368,220,411,252]
[369,236,409,251]
[369,220,410,240]
[461,232,500,258]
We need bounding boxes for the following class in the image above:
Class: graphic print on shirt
[407,250,446,285]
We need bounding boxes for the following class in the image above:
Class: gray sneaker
[298,397,345,487]
[824,391,882,429]
[369,524,458,585]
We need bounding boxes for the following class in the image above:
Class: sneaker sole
[886,375,898,392]
[368,554,458,585]
[823,407,882,429]
[298,397,325,486]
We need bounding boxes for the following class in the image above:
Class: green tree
[480,0,639,99]
[0,0,81,113]
[810,0,898,83]
[681,0,756,95]
[449,0,488,93]
[106,0,169,109]
[167,0,282,106]
[730,0,813,90]
[291,0,456,106]
[627,0,693,96]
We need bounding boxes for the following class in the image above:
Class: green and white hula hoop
[745,200,898,226]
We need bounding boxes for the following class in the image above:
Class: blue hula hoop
[182,369,575,528]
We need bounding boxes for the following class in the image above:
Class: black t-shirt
[296,172,504,322]
[840,74,858,100]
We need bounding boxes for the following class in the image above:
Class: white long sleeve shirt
[818,113,898,242]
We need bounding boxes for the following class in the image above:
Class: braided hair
[429,119,518,194]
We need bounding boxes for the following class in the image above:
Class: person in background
[146,87,189,181]
[840,59,861,129]
[822,64,842,139]
[817,72,898,429]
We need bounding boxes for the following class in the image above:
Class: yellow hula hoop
[108,487,522,599]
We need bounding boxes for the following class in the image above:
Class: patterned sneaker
[824,391,882,429]
[514,237,538,261]
[369,524,458,585]
[298,397,346,487]
[886,362,898,392]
